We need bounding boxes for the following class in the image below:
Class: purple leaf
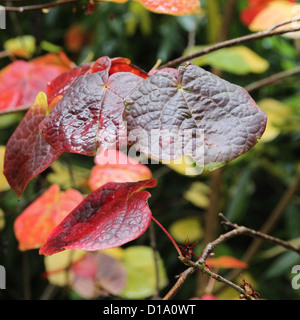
[124,63,267,171]
[41,71,144,156]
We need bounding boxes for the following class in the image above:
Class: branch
[0,105,31,116]
[245,65,300,93]
[163,213,300,300]
[3,0,81,12]
[160,23,300,69]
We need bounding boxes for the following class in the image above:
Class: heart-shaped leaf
[14,184,84,251]
[4,92,63,198]
[124,63,267,171]
[39,178,157,255]
[41,70,144,156]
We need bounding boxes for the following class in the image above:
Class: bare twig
[245,65,300,92]
[163,213,300,300]
[3,0,81,12]
[160,24,300,69]
[0,105,31,116]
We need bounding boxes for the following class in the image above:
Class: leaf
[46,56,148,104]
[0,53,72,110]
[169,216,203,243]
[184,45,269,75]
[41,70,144,156]
[120,246,168,299]
[240,0,296,26]
[14,184,84,251]
[183,181,210,209]
[258,98,292,142]
[4,35,36,59]
[44,249,87,286]
[4,92,63,198]
[167,155,205,176]
[39,178,158,255]
[249,1,300,38]
[124,63,267,171]
[72,252,127,298]
[136,0,201,16]
[206,256,248,269]
[88,149,152,191]
[0,146,10,192]
[64,24,87,53]
[47,161,91,190]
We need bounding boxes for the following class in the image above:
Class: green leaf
[120,246,168,299]
[184,45,269,75]
[169,216,203,243]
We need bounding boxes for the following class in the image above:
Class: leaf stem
[151,216,182,257]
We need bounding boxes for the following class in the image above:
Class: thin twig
[3,0,81,12]
[245,65,300,92]
[160,24,300,69]
[163,212,300,300]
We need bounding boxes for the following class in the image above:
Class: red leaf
[88,150,152,190]
[110,57,149,79]
[41,70,144,156]
[39,178,157,255]
[14,184,84,251]
[4,92,62,198]
[0,53,72,110]
[47,56,148,104]
[206,256,248,269]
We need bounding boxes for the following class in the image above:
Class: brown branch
[245,65,300,93]
[163,212,300,300]
[159,24,300,69]
[0,105,31,116]
[3,0,81,12]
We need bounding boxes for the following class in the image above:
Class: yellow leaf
[44,249,87,287]
[0,146,10,192]
[167,155,204,176]
[99,247,125,260]
[184,45,269,75]
[4,35,36,59]
[184,181,210,209]
[258,98,292,143]
[249,1,300,39]
[169,216,203,243]
[46,161,90,190]
[0,208,5,230]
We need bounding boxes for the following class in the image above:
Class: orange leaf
[136,0,201,15]
[206,256,248,269]
[88,150,152,191]
[241,0,297,26]
[14,184,84,251]
[249,1,300,37]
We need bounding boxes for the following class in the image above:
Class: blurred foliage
[1,0,300,300]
